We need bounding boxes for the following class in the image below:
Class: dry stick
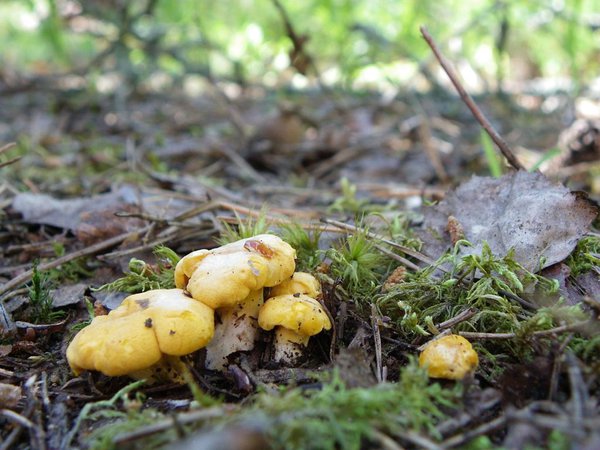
[321,218,438,267]
[435,307,478,331]
[460,320,592,340]
[370,304,385,383]
[112,405,238,445]
[271,0,328,92]
[368,429,406,450]
[356,183,446,200]
[0,226,152,300]
[0,142,21,168]
[375,243,421,271]
[442,415,507,448]
[420,26,525,171]
[397,431,444,450]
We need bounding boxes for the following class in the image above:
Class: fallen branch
[420,26,525,171]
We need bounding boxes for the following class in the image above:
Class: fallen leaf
[12,186,138,231]
[419,171,598,272]
[51,283,87,308]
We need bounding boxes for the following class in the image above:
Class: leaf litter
[1,75,600,450]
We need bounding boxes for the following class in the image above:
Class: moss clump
[377,241,560,338]
[565,234,600,277]
[327,230,393,299]
[248,362,459,450]
[97,245,180,293]
[279,223,322,271]
[216,211,270,245]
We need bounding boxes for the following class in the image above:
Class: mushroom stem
[205,289,264,370]
[273,327,310,365]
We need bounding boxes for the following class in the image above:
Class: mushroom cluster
[66,234,332,381]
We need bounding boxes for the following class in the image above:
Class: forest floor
[1,76,599,450]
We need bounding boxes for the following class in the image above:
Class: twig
[420,26,525,171]
[356,183,446,200]
[459,320,593,340]
[112,405,239,445]
[370,304,384,383]
[498,289,537,310]
[321,218,438,267]
[0,226,152,300]
[0,142,21,168]
[458,331,515,340]
[435,308,478,331]
[369,429,406,450]
[442,415,507,448]
[397,431,444,450]
[0,409,35,429]
[374,244,421,271]
[271,0,325,87]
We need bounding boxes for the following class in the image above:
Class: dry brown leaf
[419,171,598,271]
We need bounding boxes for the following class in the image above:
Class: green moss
[216,211,271,245]
[243,360,460,450]
[279,223,323,271]
[97,245,180,293]
[28,261,66,324]
[565,235,600,277]
[327,230,391,299]
[377,241,560,339]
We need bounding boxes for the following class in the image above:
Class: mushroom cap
[258,294,331,337]
[67,289,215,377]
[418,334,479,380]
[269,272,321,299]
[174,249,210,290]
[179,234,296,309]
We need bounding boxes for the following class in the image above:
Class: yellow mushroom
[174,234,296,308]
[269,272,322,298]
[258,294,331,365]
[174,234,297,370]
[66,289,214,381]
[418,334,479,380]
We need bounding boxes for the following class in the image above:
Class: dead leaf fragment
[0,382,22,409]
[420,171,598,271]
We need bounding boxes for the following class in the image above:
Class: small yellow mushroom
[269,272,322,298]
[418,334,479,380]
[66,289,214,380]
[174,234,297,370]
[258,294,331,365]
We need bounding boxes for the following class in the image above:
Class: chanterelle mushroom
[258,293,331,365]
[174,234,297,370]
[66,289,214,380]
[418,334,479,380]
[268,271,321,298]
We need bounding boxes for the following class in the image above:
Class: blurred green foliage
[2,0,599,91]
